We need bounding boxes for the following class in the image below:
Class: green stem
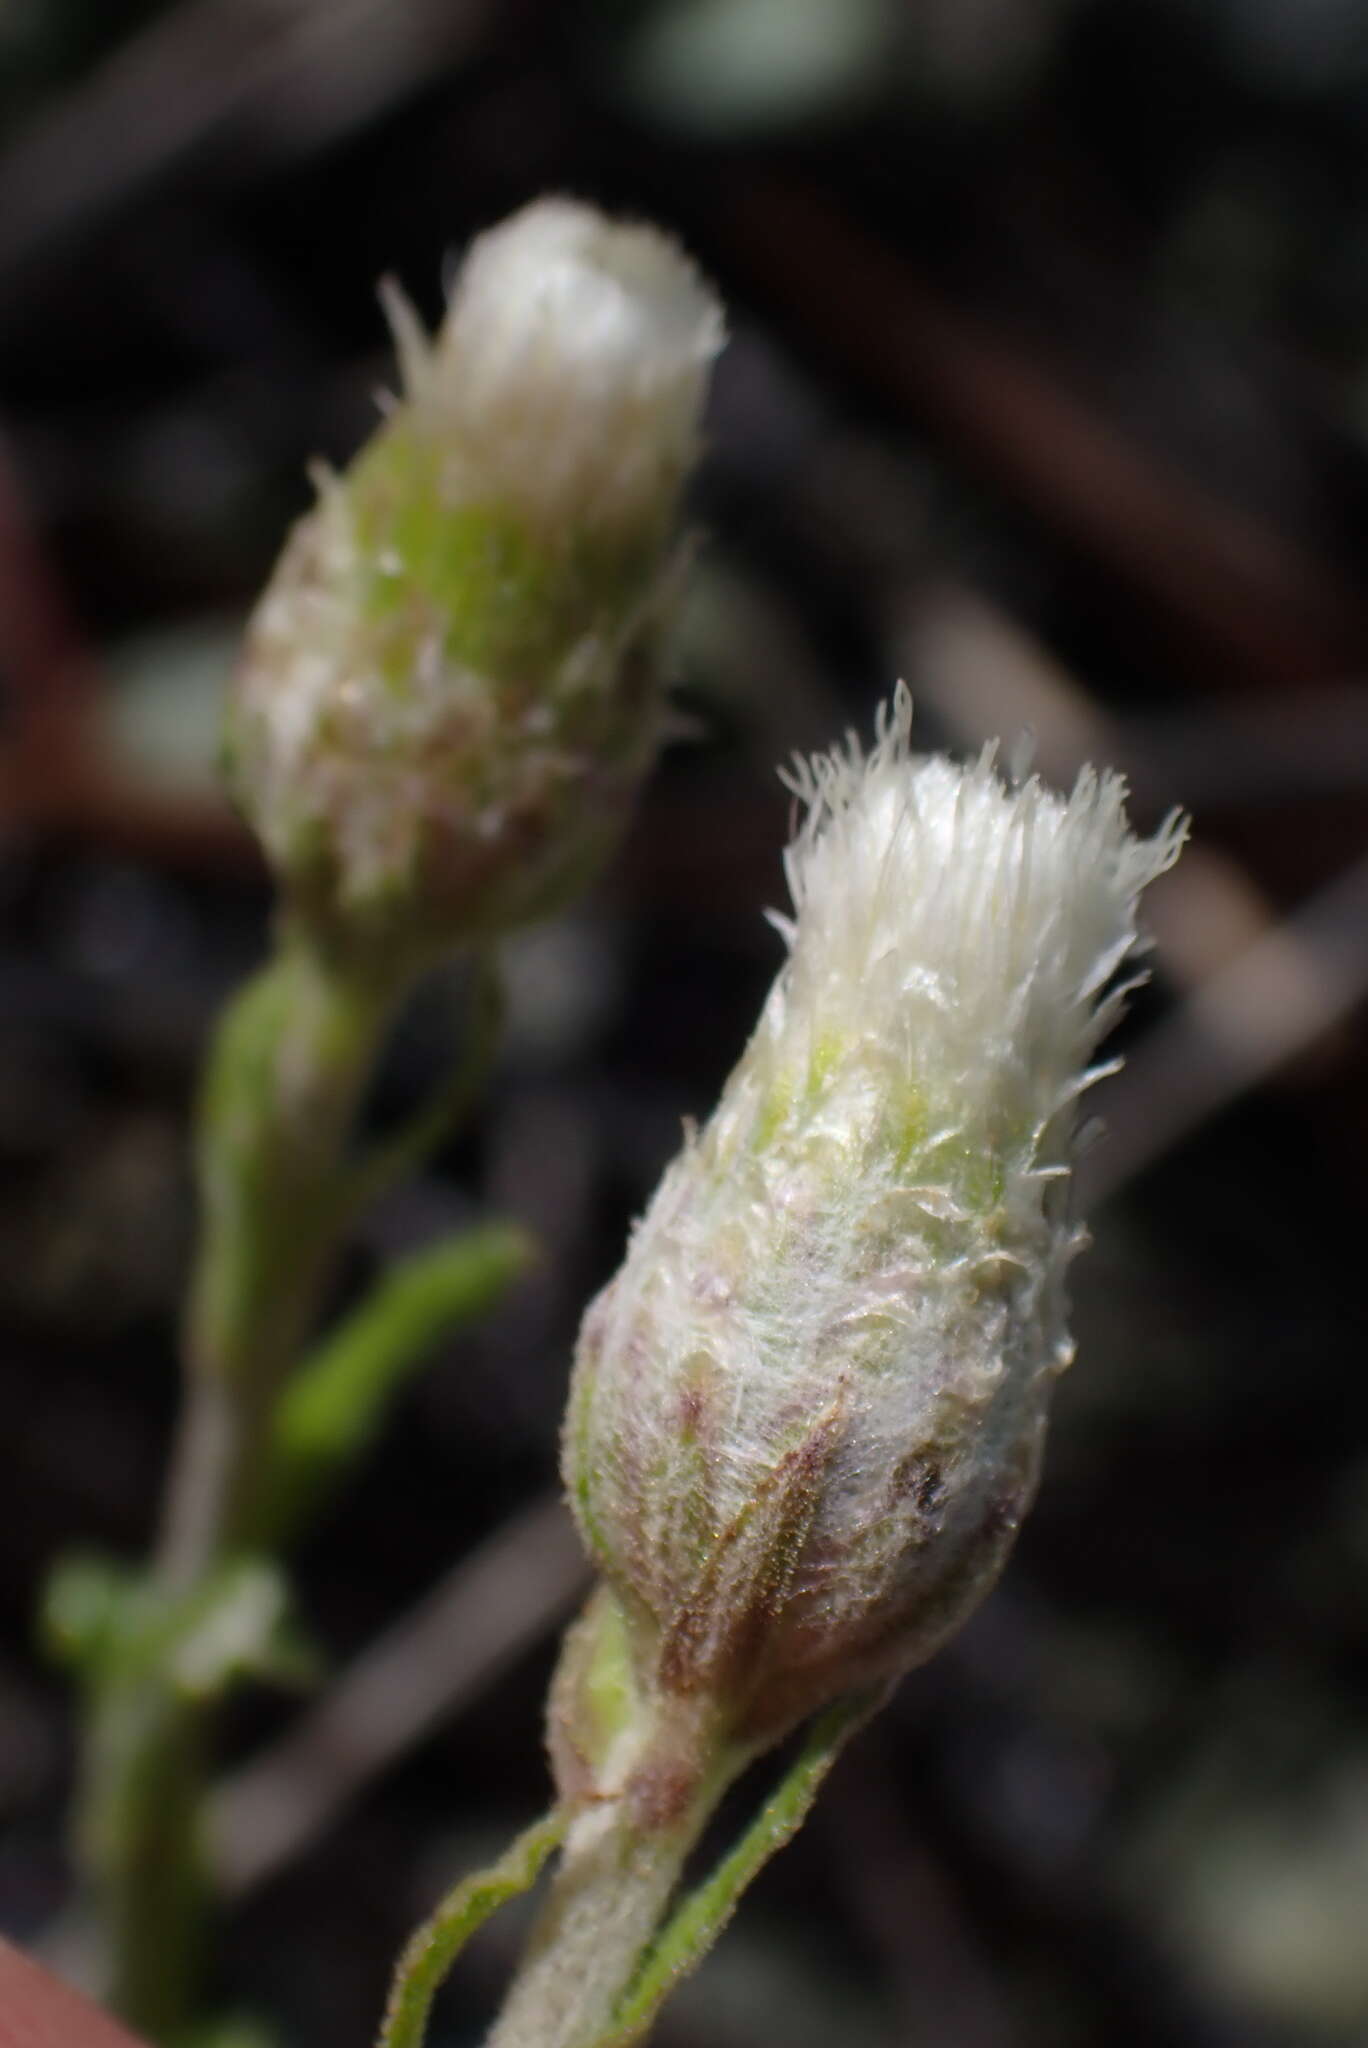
[163,933,408,1580]
[78,1676,207,2045]
[592,1688,883,2048]
[481,1688,881,2048]
[484,1808,707,2048]
[79,929,422,2040]
[480,1689,737,2048]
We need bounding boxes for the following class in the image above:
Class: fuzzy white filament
[772,680,1188,1164]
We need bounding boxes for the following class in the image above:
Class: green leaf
[594,1687,887,2048]
[42,1551,314,1701]
[377,1809,565,2048]
[263,1222,533,1546]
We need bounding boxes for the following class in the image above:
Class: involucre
[563,686,1186,1760]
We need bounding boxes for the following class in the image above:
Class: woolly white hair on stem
[563,684,1186,1751]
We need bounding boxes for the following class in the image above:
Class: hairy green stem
[485,1808,705,2048]
[478,1689,882,2048]
[162,934,407,1582]
[79,933,505,2040]
[482,1691,736,2048]
[591,1689,884,2048]
[77,1675,207,2045]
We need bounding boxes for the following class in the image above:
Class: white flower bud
[227,199,723,963]
[411,197,724,538]
[565,686,1186,1749]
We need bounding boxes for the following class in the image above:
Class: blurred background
[2,2,1368,2044]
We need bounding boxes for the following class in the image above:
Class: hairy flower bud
[563,687,1185,1757]
[227,198,723,963]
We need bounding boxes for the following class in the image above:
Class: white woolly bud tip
[772,680,1188,1155]
[414,197,725,533]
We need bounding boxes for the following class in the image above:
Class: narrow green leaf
[378,1810,565,2048]
[595,1688,885,2048]
[263,1222,533,1545]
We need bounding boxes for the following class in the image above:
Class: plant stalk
[476,1688,882,2048]
[485,1809,703,2048]
[79,929,410,2040]
[483,1694,743,2048]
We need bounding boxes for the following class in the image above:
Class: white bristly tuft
[772,677,1188,1161]
[409,197,724,534]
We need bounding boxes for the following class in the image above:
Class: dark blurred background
[2,3,1368,2044]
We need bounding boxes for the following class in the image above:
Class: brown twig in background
[900,580,1368,1199]
[0,437,98,809]
[717,177,1368,695]
[0,431,249,867]
[0,0,497,292]
[1081,847,1368,1204]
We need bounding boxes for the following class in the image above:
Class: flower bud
[564,686,1185,1755]
[226,198,723,964]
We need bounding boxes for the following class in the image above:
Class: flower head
[226,198,723,968]
[562,686,1185,1759]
